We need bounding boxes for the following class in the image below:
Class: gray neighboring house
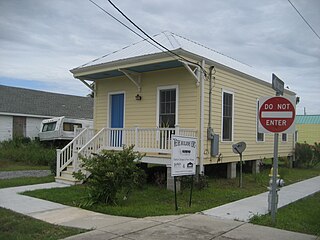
[0,85,93,141]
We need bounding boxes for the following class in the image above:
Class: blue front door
[110,93,124,147]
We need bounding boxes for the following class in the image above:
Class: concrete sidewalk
[0,178,319,240]
[202,175,320,222]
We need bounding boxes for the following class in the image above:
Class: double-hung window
[282,133,287,142]
[222,91,234,141]
[257,100,265,142]
[158,88,177,128]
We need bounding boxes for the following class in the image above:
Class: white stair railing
[56,128,95,177]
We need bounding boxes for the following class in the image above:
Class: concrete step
[61,171,74,180]
[67,165,74,172]
[55,176,82,185]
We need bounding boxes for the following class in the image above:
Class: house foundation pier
[227,162,237,179]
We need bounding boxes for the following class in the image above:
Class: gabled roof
[72,31,269,82]
[296,115,320,124]
[0,85,93,119]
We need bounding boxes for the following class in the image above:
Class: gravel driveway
[0,170,51,179]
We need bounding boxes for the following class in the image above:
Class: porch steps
[55,165,81,185]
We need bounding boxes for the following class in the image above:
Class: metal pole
[189,175,194,207]
[174,176,178,211]
[271,91,281,223]
[239,153,243,188]
[271,133,279,223]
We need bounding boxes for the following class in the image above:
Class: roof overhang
[71,48,296,96]
[70,50,186,81]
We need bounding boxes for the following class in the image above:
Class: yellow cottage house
[56,32,296,186]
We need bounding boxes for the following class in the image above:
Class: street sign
[171,135,197,177]
[272,74,284,96]
[258,96,296,133]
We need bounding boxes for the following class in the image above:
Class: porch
[55,126,198,185]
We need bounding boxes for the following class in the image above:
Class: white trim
[199,59,205,174]
[256,99,265,142]
[294,130,298,144]
[221,89,234,142]
[156,85,179,128]
[0,112,54,119]
[108,91,126,128]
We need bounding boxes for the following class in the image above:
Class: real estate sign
[171,135,197,177]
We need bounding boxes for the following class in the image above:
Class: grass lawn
[0,175,54,189]
[23,167,320,218]
[0,207,87,240]
[250,192,320,236]
[0,160,49,171]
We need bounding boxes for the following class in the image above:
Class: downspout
[208,66,215,130]
[199,59,205,175]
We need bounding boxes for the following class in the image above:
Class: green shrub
[0,138,55,166]
[295,142,320,168]
[312,143,320,163]
[73,145,146,206]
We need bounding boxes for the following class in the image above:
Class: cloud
[0,0,319,114]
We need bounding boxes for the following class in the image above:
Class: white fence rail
[57,127,197,176]
[56,128,95,177]
[77,127,197,157]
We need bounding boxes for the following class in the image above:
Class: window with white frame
[256,100,264,142]
[158,88,177,128]
[294,130,298,143]
[282,133,287,142]
[222,91,233,141]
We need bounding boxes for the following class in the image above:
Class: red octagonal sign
[259,96,295,133]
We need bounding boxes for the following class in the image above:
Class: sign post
[171,135,197,210]
[259,92,296,223]
[232,142,247,188]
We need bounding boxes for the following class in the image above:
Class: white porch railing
[56,128,95,177]
[78,126,197,159]
[56,127,197,178]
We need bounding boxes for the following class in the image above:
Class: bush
[73,145,146,206]
[295,142,320,168]
[312,142,320,164]
[0,138,55,166]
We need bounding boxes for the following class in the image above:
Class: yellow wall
[296,124,320,144]
[94,67,199,131]
[202,66,295,164]
[93,62,295,165]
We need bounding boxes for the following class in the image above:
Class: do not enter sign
[258,96,296,133]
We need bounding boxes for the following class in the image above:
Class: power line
[106,0,208,75]
[287,0,320,40]
[88,0,164,53]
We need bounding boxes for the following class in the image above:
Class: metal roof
[0,85,93,119]
[72,31,269,82]
[296,115,320,124]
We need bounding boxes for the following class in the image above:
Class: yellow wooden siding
[94,67,199,131]
[93,62,295,165]
[203,67,295,164]
[296,124,320,144]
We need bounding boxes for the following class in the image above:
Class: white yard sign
[171,135,197,177]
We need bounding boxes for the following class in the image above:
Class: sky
[0,0,319,115]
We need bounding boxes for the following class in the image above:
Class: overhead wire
[88,0,165,54]
[106,0,208,76]
[287,0,320,40]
